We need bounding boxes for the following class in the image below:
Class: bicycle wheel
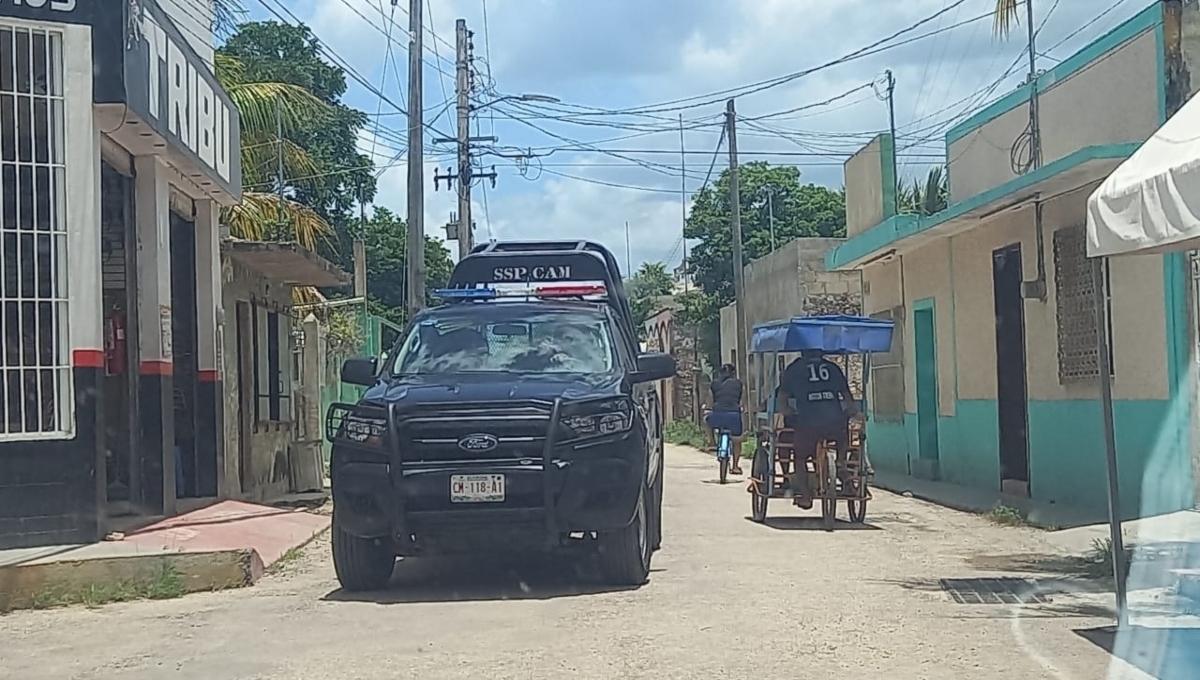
[719,455,729,484]
[750,447,770,523]
[821,448,838,531]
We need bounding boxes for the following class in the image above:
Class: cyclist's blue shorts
[705,410,744,437]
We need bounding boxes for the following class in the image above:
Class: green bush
[664,419,707,448]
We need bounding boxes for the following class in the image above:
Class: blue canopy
[749,315,895,354]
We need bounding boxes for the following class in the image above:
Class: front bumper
[328,398,648,555]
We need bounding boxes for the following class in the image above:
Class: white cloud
[291,0,1149,273]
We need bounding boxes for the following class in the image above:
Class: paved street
[0,445,1142,679]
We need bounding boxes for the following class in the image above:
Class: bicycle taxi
[745,314,895,530]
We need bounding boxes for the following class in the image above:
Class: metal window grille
[1053,224,1114,383]
[0,24,71,439]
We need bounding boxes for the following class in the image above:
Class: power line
[510,0,980,119]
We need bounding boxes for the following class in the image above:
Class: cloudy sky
[243,0,1145,272]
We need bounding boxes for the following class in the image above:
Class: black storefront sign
[2,0,85,24]
[124,0,241,198]
[0,0,241,198]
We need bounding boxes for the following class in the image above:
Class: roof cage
[451,240,633,322]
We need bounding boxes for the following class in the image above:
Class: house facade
[0,0,241,548]
[829,0,1198,519]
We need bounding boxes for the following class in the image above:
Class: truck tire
[650,454,664,552]
[331,524,396,592]
[597,492,651,586]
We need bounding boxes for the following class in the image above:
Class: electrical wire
[507,0,983,119]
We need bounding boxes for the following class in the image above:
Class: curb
[0,549,263,613]
[0,522,332,613]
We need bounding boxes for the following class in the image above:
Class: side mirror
[341,356,379,386]
[632,352,676,383]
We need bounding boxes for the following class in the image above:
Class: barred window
[0,24,71,439]
[1053,224,1114,383]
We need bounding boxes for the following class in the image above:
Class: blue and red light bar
[534,284,607,297]
[432,283,608,302]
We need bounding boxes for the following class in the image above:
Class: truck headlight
[343,415,387,446]
[560,400,633,438]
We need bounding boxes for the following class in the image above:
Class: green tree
[683,162,846,366]
[626,261,676,336]
[351,207,454,326]
[218,21,376,229]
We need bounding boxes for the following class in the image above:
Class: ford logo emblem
[457,433,499,452]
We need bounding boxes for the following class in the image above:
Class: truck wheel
[597,492,651,586]
[331,524,396,592]
[650,456,664,552]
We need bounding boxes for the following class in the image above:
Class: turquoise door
[913,303,940,464]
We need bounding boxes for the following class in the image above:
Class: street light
[472,93,561,112]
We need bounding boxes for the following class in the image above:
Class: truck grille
[396,404,553,463]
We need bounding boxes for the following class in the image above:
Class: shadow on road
[323,553,650,604]
[756,516,881,531]
[1076,624,1200,679]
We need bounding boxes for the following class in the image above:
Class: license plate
[450,474,505,503]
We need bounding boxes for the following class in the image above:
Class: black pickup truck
[326,240,675,591]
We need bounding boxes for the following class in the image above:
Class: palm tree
[214,52,337,253]
[992,0,1022,37]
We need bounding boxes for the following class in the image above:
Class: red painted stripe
[198,369,221,382]
[72,349,105,368]
[139,360,174,376]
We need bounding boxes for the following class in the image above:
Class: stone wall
[645,306,702,423]
[720,237,865,407]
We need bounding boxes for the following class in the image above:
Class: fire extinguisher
[105,313,126,376]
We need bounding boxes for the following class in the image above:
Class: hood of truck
[360,373,624,406]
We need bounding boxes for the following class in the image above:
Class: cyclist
[776,350,862,508]
[705,363,745,475]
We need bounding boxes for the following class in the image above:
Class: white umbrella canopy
[1087,90,1200,257]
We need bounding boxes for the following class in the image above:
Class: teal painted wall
[867,397,1194,518]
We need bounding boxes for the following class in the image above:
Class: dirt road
[0,445,1136,679]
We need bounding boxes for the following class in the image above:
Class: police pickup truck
[326,240,675,591]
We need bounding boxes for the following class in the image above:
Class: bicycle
[716,427,733,484]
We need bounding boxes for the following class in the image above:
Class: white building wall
[948,28,1160,203]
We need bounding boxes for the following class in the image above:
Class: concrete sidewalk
[871,469,1108,529]
[0,500,329,612]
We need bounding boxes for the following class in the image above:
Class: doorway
[912,300,940,473]
[170,212,215,498]
[100,161,141,516]
[992,244,1030,496]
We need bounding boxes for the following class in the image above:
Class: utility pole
[884,70,899,215]
[1024,0,1042,170]
[435,19,500,258]
[454,18,472,259]
[678,113,688,293]
[759,185,778,251]
[405,0,425,315]
[624,221,631,274]
[726,99,747,385]
[275,95,284,230]
[354,182,367,299]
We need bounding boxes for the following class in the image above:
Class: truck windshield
[390,304,617,375]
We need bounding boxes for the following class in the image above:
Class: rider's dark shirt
[780,357,849,428]
[711,376,743,412]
